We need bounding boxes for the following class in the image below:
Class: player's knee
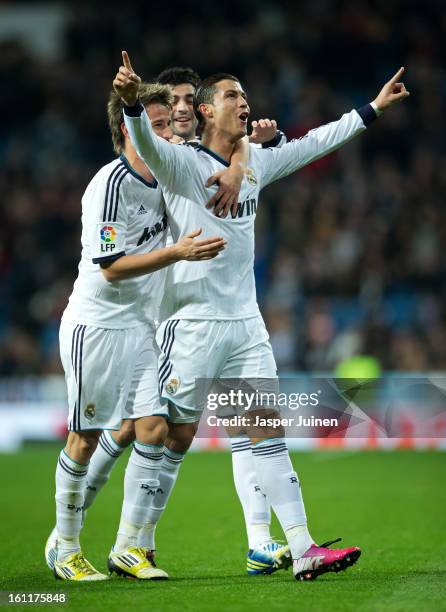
[135,416,169,446]
[167,422,198,452]
[247,409,285,443]
[150,419,169,445]
[77,434,100,455]
[66,430,101,461]
[112,420,135,447]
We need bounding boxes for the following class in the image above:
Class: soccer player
[157,67,199,142]
[157,66,286,216]
[46,82,227,581]
[79,66,290,576]
[155,66,290,572]
[115,51,409,581]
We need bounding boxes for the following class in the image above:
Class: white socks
[139,447,185,550]
[114,441,163,552]
[55,436,313,561]
[83,431,125,511]
[55,450,88,561]
[231,438,272,549]
[252,438,313,558]
[285,525,314,559]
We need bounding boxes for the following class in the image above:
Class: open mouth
[238,111,249,124]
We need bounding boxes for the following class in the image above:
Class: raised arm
[113,51,195,195]
[260,67,409,187]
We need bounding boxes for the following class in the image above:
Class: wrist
[169,244,183,263]
[123,100,143,116]
[229,160,245,173]
[356,103,380,127]
[371,100,384,115]
[261,130,283,148]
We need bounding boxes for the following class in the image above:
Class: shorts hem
[168,414,201,424]
[162,313,261,322]
[160,395,202,423]
[61,317,154,331]
[124,412,168,420]
[67,425,120,432]
[160,394,200,412]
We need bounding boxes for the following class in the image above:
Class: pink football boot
[293,538,361,581]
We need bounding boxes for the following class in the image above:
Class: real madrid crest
[84,403,96,420]
[246,168,258,186]
[166,377,181,395]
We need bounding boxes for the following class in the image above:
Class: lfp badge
[100,225,116,253]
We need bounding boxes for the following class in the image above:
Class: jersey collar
[119,154,158,189]
[196,144,230,167]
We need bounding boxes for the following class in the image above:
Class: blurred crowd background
[1,0,445,375]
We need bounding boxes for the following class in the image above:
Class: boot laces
[71,553,96,575]
[319,537,342,548]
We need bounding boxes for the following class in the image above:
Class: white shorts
[59,318,165,431]
[156,315,277,423]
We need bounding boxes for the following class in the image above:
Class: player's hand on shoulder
[373,67,410,111]
[205,164,244,219]
[249,118,278,144]
[113,50,141,106]
[175,228,227,261]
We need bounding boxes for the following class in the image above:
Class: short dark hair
[107,82,173,154]
[156,66,201,89]
[193,73,240,130]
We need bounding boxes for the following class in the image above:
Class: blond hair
[107,82,173,154]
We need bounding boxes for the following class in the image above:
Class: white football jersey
[63,155,168,328]
[124,104,376,320]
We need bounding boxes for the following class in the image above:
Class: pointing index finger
[389,66,404,84]
[122,50,134,72]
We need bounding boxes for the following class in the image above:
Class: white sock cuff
[58,450,88,478]
[163,447,185,464]
[231,437,251,453]
[131,441,163,469]
[99,431,125,458]
[252,437,288,456]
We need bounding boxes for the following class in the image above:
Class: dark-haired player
[157,66,201,141]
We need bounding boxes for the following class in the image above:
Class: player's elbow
[100,263,121,282]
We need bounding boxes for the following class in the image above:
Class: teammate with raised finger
[46,82,225,581]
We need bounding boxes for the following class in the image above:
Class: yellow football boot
[54,551,108,581]
[108,546,168,580]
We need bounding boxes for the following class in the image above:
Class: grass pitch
[0,445,445,611]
